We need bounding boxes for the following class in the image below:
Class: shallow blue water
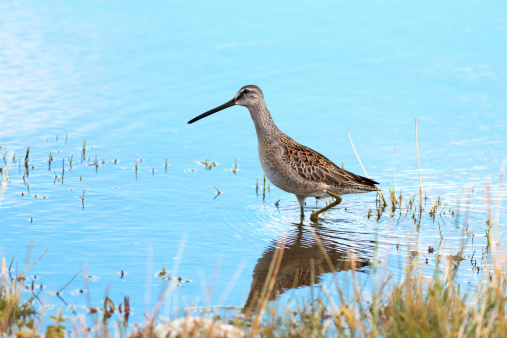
[1,0,506,331]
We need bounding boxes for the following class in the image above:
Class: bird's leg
[296,195,306,222]
[310,191,342,222]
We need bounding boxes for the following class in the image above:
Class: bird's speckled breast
[258,142,329,197]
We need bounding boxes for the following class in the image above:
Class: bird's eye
[243,89,249,94]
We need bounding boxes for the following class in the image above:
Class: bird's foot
[310,192,342,222]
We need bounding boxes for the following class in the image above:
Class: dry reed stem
[148,282,177,330]
[144,243,153,318]
[486,177,492,224]
[19,248,48,277]
[78,315,89,338]
[56,269,81,294]
[0,164,10,209]
[219,259,247,306]
[415,118,422,211]
[307,226,368,335]
[306,226,338,278]
[346,130,368,178]
[146,233,188,332]
[494,161,505,224]
[71,317,80,337]
[2,141,13,162]
[0,142,14,209]
[205,255,222,308]
[393,143,397,202]
[1,258,5,287]
[346,129,385,203]
[250,235,286,336]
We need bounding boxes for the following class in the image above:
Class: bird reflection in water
[243,223,373,314]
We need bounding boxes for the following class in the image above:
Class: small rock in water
[152,317,244,338]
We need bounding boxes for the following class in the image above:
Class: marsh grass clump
[213,185,221,199]
[48,151,54,170]
[1,258,39,336]
[226,157,239,174]
[375,261,507,337]
[198,159,217,171]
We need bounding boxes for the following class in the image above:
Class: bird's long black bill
[187,98,236,124]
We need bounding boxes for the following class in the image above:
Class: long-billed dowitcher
[188,85,380,221]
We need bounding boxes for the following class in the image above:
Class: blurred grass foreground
[2,224,507,337]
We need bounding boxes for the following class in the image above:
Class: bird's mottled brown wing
[279,135,379,189]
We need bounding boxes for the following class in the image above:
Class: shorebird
[188,85,380,221]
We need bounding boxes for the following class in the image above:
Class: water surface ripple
[1,0,506,328]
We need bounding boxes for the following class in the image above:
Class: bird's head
[233,85,263,108]
[187,85,264,124]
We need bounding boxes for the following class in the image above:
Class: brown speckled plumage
[279,134,379,195]
[188,85,380,217]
